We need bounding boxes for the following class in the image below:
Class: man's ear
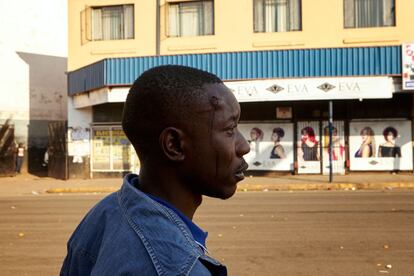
[159,127,185,161]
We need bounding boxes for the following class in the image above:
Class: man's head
[122,65,250,199]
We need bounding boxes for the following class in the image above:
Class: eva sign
[225,76,393,102]
[402,43,414,90]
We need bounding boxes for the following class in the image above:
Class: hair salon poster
[297,121,321,174]
[321,121,346,175]
[238,123,294,171]
[349,120,413,171]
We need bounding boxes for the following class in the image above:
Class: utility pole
[156,0,160,56]
[329,101,333,182]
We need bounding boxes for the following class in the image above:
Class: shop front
[228,76,413,175]
[67,46,413,178]
[89,126,139,178]
[69,76,412,177]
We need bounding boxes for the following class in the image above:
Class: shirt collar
[131,175,208,248]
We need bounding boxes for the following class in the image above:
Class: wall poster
[238,123,294,171]
[349,120,413,171]
[67,127,90,163]
[297,121,321,174]
[402,43,414,90]
[321,121,346,175]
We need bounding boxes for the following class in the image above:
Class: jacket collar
[118,174,205,275]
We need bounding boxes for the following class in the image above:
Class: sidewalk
[1,171,414,196]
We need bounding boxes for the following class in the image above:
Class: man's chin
[210,184,238,200]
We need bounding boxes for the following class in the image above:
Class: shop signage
[402,43,414,90]
[225,76,393,102]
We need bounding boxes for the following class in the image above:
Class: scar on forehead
[209,96,221,110]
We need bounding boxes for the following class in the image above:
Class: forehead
[202,83,240,120]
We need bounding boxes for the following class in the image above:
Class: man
[15,143,25,174]
[61,65,250,275]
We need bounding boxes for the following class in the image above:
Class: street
[0,191,413,275]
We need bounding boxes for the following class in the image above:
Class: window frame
[91,126,134,172]
[343,0,396,29]
[253,0,302,33]
[90,4,135,41]
[166,0,215,37]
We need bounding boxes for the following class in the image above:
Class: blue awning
[68,46,401,95]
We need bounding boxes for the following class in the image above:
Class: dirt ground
[0,190,413,275]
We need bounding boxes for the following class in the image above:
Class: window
[254,0,301,33]
[344,0,395,28]
[168,1,214,37]
[91,127,133,171]
[91,5,134,40]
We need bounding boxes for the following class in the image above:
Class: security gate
[0,120,15,176]
[48,121,68,179]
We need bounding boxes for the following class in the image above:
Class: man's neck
[138,168,202,220]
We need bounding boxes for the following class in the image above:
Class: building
[67,0,414,178]
[0,0,67,176]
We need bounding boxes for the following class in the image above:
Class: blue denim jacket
[60,174,227,276]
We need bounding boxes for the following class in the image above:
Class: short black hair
[122,65,223,159]
[272,127,285,141]
[383,126,398,138]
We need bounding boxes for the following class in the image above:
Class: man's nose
[236,131,250,157]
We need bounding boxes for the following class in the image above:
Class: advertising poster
[67,127,90,163]
[402,43,414,90]
[297,121,321,174]
[350,120,413,171]
[238,123,294,171]
[321,121,346,175]
[92,129,111,170]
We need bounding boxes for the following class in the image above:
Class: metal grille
[0,120,15,176]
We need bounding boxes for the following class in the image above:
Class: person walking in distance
[15,143,25,174]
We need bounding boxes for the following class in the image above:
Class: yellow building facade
[68,0,414,71]
[67,0,414,178]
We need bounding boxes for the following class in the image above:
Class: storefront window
[91,127,134,172]
[92,129,111,170]
[112,128,131,170]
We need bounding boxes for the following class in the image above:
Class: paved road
[0,191,413,275]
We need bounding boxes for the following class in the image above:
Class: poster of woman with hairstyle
[297,123,320,174]
[238,123,294,171]
[354,127,375,158]
[378,126,401,158]
[322,122,345,175]
[248,127,263,159]
[298,126,319,161]
[323,126,344,161]
[350,121,412,171]
[270,127,286,159]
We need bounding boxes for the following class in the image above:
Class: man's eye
[226,126,236,136]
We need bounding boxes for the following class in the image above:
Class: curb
[44,182,414,194]
[237,182,414,191]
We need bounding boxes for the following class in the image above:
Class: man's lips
[237,160,249,172]
[235,160,249,180]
